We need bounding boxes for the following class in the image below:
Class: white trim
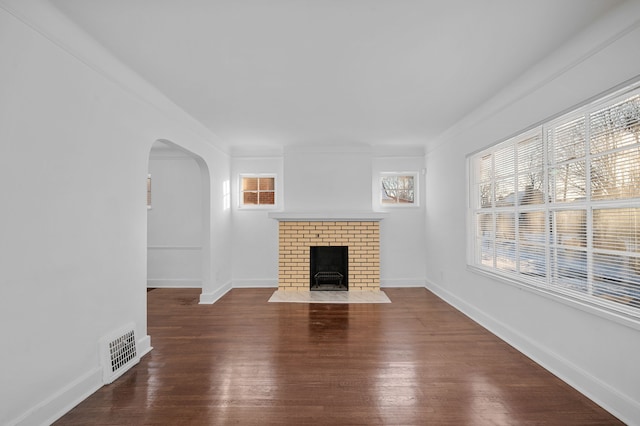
[230,279,427,289]
[137,335,152,358]
[268,211,387,221]
[147,279,202,288]
[468,265,640,331]
[285,144,372,154]
[380,278,427,288]
[9,335,153,426]
[232,279,278,288]
[424,278,640,426]
[8,367,103,426]
[199,281,232,304]
[147,245,202,250]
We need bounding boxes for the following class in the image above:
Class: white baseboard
[230,278,426,289]
[199,281,233,304]
[10,367,102,426]
[138,334,152,357]
[424,279,640,426]
[381,278,427,288]
[10,333,154,426]
[232,279,278,288]
[147,278,201,288]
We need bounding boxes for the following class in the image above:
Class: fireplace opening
[310,246,348,291]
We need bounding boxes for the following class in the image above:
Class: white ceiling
[50,0,622,152]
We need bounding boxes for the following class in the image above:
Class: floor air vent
[99,323,140,384]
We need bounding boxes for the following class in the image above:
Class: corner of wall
[199,281,233,304]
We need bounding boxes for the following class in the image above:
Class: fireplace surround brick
[278,221,380,291]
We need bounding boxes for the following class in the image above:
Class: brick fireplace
[270,213,385,291]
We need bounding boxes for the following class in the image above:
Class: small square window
[380,173,417,206]
[240,175,276,207]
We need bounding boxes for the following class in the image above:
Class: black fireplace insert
[310,246,348,291]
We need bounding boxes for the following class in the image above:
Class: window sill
[467,264,640,332]
[238,205,278,211]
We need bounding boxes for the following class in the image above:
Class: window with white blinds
[469,82,640,320]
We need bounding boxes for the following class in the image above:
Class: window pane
[517,134,543,173]
[479,154,492,183]
[590,94,640,155]
[496,241,516,272]
[242,177,258,191]
[381,175,415,204]
[519,211,546,238]
[494,145,515,178]
[258,177,274,190]
[593,252,640,309]
[548,116,586,163]
[495,177,515,206]
[397,189,414,203]
[517,175,545,205]
[381,189,396,204]
[398,176,414,189]
[496,212,515,241]
[480,184,492,208]
[243,191,258,205]
[519,243,546,277]
[553,210,587,248]
[591,148,640,200]
[381,176,396,203]
[549,161,586,203]
[476,213,494,267]
[258,191,275,205]
[550,247,588,290]
[593,208,640,252]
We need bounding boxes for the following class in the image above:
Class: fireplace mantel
[268,211,387,222]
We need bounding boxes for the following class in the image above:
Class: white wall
[0,2,231,424]
[284,145,373,211]
[425,2,640,423]
[148,144,203,288]
[373,148,427,286]
[230,145,427,287]
[231,153,283,287]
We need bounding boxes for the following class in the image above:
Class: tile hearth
[268,290,391,304]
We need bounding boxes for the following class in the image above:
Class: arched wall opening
[147,139,211,296]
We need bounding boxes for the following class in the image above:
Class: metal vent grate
[109,330,137,371]
[100,323,140,384]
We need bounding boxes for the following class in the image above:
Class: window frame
[467,81,640,323]
[238,174,278,209]
[378,171,419,208]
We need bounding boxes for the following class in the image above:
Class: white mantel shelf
[268,211,388,221]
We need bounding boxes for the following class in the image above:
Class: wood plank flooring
[56,288,623,425]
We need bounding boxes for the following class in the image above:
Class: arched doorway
[147,140,211,296]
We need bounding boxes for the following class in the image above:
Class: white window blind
[470,83,640,319]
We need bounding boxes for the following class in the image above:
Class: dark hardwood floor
[56,288,622,425]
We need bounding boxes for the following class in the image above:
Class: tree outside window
[381,173,417,205]
[470,85,640,318]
